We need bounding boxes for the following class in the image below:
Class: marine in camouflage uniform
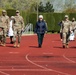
[71,18,76,38]
[61,15,72,48]
[0,27,3,45]
[0,10,9,46]
[13,10,24,48]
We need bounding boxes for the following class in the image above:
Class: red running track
[0,34,76,75]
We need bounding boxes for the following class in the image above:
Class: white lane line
[9,52,19,54]
[0,71,10,75]
[26,54,45,69]
[0,69,60,71]
[0,60,68,63]
[43,53,53,55]
[63,49,76,63]
[0,60,26,61]
[26,54,70,75]
[33,61,69,63]
[63,55,76,63]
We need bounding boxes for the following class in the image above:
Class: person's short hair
[39,15,43,19]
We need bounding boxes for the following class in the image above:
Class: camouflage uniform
[71,20,76,38]
[13,10,24,47]
[61,20,72,48]
[0,27,3,45]
[0,10,9,46]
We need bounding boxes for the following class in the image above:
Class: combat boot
[2,43,6,47]
[14,42,16,48]
[0,41,3,46]
[63,44,66,48]
[17,43,20,48]
[66,44,69,48]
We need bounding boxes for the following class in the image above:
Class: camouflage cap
[2,10,6,13]
[72,17,75,20]
[16,10,20,13]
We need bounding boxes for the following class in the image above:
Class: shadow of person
[54,46,63,49]
[70,46,76,48]
[29,46,39,48]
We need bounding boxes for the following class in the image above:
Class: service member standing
[0,27,3,45]
[0,10,9,46]
[71,18,76,38]
[13,10,24,48]
[61,15,72,48]
[35,15,47,48]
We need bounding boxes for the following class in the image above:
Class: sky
[41,0,76,12]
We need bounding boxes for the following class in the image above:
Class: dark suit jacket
[35,20,47,34]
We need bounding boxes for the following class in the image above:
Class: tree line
[0,0,54,13]
[0,0,76,13]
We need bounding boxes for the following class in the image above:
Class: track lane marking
[0,69,64,71]
[63,50,76,63]
[26,54,70,75]
[9,52,19,54]
[63,55,76,63]
[0,71,10,75]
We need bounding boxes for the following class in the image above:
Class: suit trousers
[37,33,44,46]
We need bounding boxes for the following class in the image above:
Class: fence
[22,23,33,35]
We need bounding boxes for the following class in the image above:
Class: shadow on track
[29,46,39,48]
[54,46,63,49]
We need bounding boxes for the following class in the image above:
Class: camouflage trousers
[13,28,22,44]
[0,29,3,41]
[62,32,70,45]
[2,28,7,44]
[74,30,76,38]
[0,35,3,42]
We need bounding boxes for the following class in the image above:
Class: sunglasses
[16,12,19,13]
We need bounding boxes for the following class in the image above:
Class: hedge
[29,13,76,32]
[7,9,16,17]
[0,8,3,16]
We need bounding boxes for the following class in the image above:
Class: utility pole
[37,2,38,21]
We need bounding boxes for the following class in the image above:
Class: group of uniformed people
[0,10,24,48]
[59,15,76,48]
[0,12,47,48]
[0,10,76,48]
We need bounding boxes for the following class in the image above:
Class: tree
[45,2,54,12]
[37,1,54,12]
[0,0,41,11]
[38,2,45,12]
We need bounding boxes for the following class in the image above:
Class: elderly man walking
[35,15,47,48]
